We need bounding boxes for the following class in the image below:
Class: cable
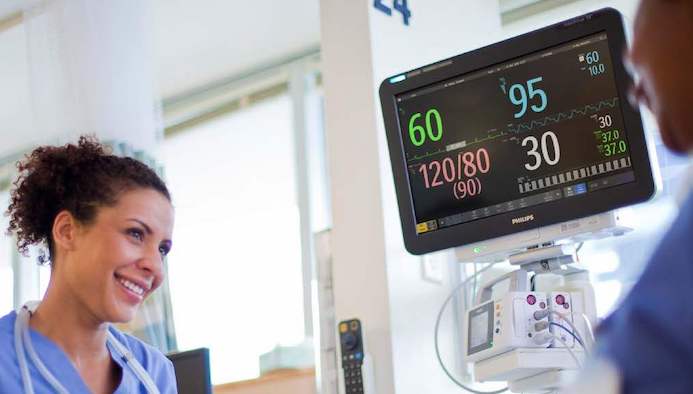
[549,310,587,355]
[14,309,35,394]
[575,242,584,262]
[549,322,584,349]
[580,313,596,350]
[575,242,584,254]
[549,334,582,368]
[434,263,507,394]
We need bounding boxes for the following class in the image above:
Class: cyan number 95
[509,77,548,119]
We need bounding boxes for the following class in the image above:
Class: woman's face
[60,188,174,324]
[628,0,693,154]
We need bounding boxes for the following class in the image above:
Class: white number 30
[522,131,560,171]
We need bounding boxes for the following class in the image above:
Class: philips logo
[512,214,535,225]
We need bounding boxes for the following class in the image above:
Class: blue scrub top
[598,193,693,393]
[0,311,177,393]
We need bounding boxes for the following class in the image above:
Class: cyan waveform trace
[508,97,619,135]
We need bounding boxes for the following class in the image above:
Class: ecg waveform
[508,97,619,135]
[409,149,445,162]
[406,97,620,165]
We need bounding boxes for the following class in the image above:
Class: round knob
[343,333,359,350]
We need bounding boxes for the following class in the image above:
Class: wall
[0,0,162,161]
[0,22,34,159]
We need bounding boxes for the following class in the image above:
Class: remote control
[339,319,365,394]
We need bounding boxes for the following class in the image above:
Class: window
[161,93,306,384]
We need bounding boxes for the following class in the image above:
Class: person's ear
[52,210,80,252]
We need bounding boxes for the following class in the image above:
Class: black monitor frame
[379,8,654,255]
[167,347,212,394]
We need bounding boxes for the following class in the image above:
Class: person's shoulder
[0,310,21,383]
[680,192,693,221]
[108,326,174,373]
[0,311,17,347]
[660,192,693,246]
[0,310,16,336]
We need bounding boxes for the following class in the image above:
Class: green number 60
[409,108,443,147]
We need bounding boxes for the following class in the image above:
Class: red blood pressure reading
[417,148,490,200]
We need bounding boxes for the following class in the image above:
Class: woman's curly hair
[5,136,171,262]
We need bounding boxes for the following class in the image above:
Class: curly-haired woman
[0,137,177,393]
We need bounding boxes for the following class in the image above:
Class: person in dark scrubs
[594,0,693,393]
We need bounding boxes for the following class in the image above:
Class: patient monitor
[379,7,654,393]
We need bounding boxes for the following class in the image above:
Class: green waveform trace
[409,149,445,161]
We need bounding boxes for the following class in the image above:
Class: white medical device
[458,234,603,393]
[466,291,550,363]
[548,292,577,348]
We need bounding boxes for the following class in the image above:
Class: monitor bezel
[167,348,212,394]
[379,8,654,255]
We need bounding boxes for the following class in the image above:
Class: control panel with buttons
[339,319,365,394]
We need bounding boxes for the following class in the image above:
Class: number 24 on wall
[374,0,411,26]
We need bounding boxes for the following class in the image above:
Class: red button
[527,295,537,305]
[555,294,565,305]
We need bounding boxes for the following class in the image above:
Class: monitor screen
[397,33,630,234]
[470,309,489,348]
[467,301,493,355]
[167,348,212,394]
[379,8,654,254]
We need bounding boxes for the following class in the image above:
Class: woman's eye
[159,245,171,257]
[128,229,144,241]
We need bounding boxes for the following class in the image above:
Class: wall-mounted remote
[339,319,365,394]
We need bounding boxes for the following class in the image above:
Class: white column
[319,1,395,393]
[320,1,502,393]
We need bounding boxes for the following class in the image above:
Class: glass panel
[161,94,306,384]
